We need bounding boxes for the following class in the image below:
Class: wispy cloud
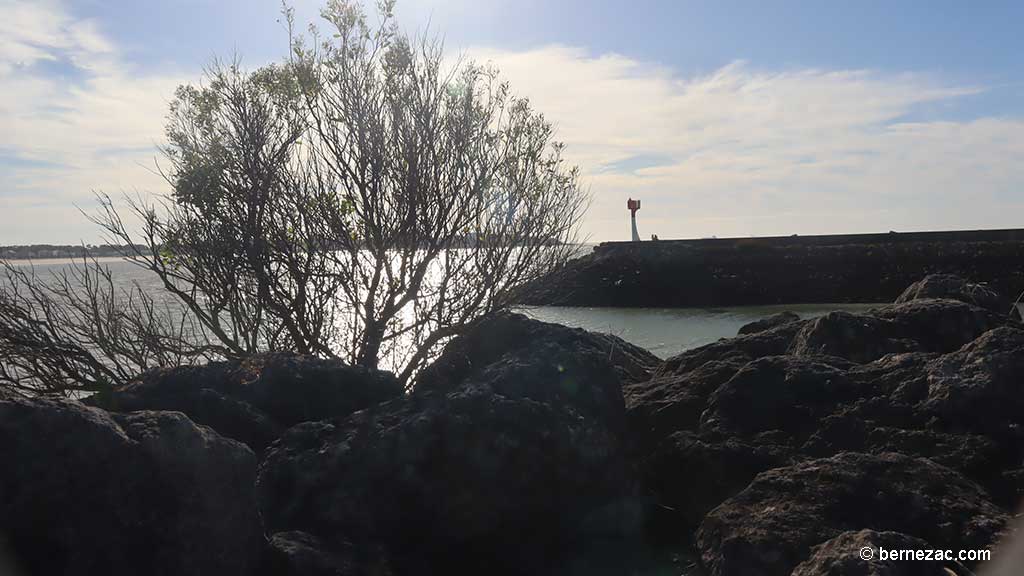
[0,0,191,243]
[473,46,1024,240]
[2,3,1023,243]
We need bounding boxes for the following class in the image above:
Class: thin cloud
[2,3,1022,243]
[0,0,192,244]
[473,46,1021,240]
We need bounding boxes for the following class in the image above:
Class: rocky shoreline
[1,274,1022,575]
[520,233,1024,308]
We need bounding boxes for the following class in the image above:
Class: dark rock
[653,320,808,378]
[802,414,999,471]
[847,352,936,410]
[266,531,393,576]
[700,356,860,440]
[257,383,639,575]
[625,359,747,447]
[791,530,962,575]
[789,299,1007,364]
[921,326,1024,433]
[518,233,1024,308]
[896,273,1014,317]
[418,312,660,437]
[874,298,1009,355]
[625,321,812,444]
[256,315,658,574]
[737,311,801,335]
[800,412,1015,503]
[789,311,919,363]
[633,323,1024,538]
[696,452,1008,576]
[419,312,660,389]
[88,352,402,453]
[0,396,262,576]
[641,431,793,532]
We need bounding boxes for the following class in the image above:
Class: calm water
[519,302,880,358]
[8,257,881,359]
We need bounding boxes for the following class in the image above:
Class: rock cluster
[628,274,1022,574]
[85,352,403,454]
[1,274,1021,575]
[0,397,262,576]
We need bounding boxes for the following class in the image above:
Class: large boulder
[696,452,1008,576]
[737,311,801,335]
[874,298,1010,354]
[791,530,965,576]
[88,353,402,453]
[789,299,1007,364]
[625,320,811,447]
[626,358,748,448]
[700,356,861,440]
[0,396,262,576]
[266,531,393,576]
[258,315,651,575]
[257,386,638,575]
[639,431,793,532]
[896,274,1014,317]
[921,326,1024,433]
[625,278,1024,568]
[418,312,660,437]
[788,311,918,363]
[651,320,808,378]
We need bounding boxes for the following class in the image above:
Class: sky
[2,0,1024,244]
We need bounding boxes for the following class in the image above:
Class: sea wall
[520,228,1024,307]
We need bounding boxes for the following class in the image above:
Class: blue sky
[2,0,1024,243]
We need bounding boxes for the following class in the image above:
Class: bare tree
[287,0,587,381]
[0,258,216,396]
[0,0,587,393]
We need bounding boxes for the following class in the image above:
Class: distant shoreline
[0,245,143,261]
[2,256,130,267]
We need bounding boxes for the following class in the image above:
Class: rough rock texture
[519,234,1024,308]
[737,311,801,335]
[624,320,811,447]
[628,277,1024,560]
[896,273,1014,316]
[791,530,963,576]
[788,299,1005,364]
[88,352,402,453]
[266,531,393,576]
[418,312,660,435]
[258,392,636,575]
[0,396,262,576]
[7,275,1024,575]
[696,453,1008,576]
[640,431,793,533]
[921,326,1024,432]
[258,314,652,575]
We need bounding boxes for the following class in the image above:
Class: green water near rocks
[518,302,882,358]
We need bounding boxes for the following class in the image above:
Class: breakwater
[521,228,1024,307]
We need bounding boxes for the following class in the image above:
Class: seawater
[8,257,882,358]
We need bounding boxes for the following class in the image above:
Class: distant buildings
[0,245,140,260]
